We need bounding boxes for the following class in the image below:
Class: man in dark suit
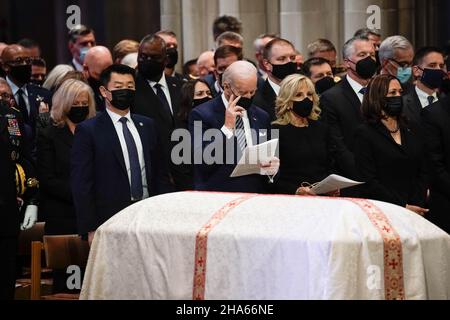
[0,79,39,299]
[253,38,297,121]
[320,36,377,181]
[402,47,447,124]
[422,96,450,234]
[210,45,242,97]
[189,61,279,193]
[2,45,51,147]
[67,25,96,72]
[71,64,173,244]
[132,34,184,190]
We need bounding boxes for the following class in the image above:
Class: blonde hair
[273,74,321,125]
[51,79,96,127]
[42,64,74,91]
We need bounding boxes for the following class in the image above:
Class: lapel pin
[139,122,144,127]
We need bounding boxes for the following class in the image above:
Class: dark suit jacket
[422,96,450,233]
[320,77,363,180]
[203,74,220,98]
[354,122,428,207]
[402,87,422,125]
[188,96,271,193]
[132,73,183,189]
[37,125,77,235]
[70,112,173,235]
[24,83,52,133]
[253,79,277,122]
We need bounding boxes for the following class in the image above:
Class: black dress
[37,124,77,235]
[272,121,333,194]
[353,121,428,207]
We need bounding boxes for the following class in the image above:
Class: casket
[80,192,450,300]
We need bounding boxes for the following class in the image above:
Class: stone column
[279,0,340,58]
[160,0,183,72]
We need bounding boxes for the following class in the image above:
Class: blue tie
[359,87,367,95]
[427,95,435,106]
[154,83,173,118]
[119,117,143,200]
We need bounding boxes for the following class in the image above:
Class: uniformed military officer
[0,78,38,300]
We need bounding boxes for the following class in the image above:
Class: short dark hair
[301,57,332,77]
[361,74,407,126]
[68,24,94,43]
[263,38,295,60]
[100,64,136,87]
[31,57,46,68]
[216,31,244,48]
[139,34,166,52]
[413,46,444,66]
[183,59,198,77]
[214,45,243,65]
[213,15,242,40]
[17,38,39,49]
[354,28,381,38]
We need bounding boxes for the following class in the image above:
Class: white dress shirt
[346,74,365,103]
[6,76,30,115]
[268,78,280,96]
[106,108,149,200]
[220,93,253,147]
[72,58,83,72]
[415,86,438,109]
[148,73,174,114]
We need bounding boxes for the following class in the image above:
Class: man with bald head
[197,50,215,79]
[83,46,113,111]
[1,44,51,147]
[189,60,279,192]
[132,34,183,190]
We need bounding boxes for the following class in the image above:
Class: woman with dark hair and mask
[177,79,212,129]
[37,79,96,235]
[172,79,212,190]
[271,74,336,196]
[354,74,429,215]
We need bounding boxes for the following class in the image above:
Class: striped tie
[235,116,247,151]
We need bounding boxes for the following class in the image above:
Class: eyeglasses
[6,57,33,66]
[0,92,13,100]
[389,58,412,69]
[138,53,165,63]
[229,86,257,97]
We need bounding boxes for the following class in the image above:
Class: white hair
[222,60,257,85]
[43,64,74,90]
[342,35,371,60]
[378,35,413,64]
[121,52,138,68]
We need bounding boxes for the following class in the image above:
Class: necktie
[119,117,143,200]
[235,116,247,151]
[16,89,29,123]
[359,87,367,95]
[427,95,435,106]
[154,83,173,118]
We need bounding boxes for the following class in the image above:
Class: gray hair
[307,39,336,57]
[253,33,278,53]
[43,64,74,91]
[378,35,413,64]
[342,36,370,60]
[216,31,244,48]
[222,60,257,86]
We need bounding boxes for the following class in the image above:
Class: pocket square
[259,132,267,137]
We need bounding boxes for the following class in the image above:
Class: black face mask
[138,59,165,82]
[237,96,253,110]
[383,96,403,117]
[9,64,32,84]
[375,50,381,69]
[107,88,135,110]
[0,99,12,112]
[166,48,179,69]
[192,96,211,108]
[292,98,313,118]
[419,67,446,90]
[315,77,335,95]
[68,106,89,124]
[0,67,6,79]
[271,61,298,81]
[349,56,377,80]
